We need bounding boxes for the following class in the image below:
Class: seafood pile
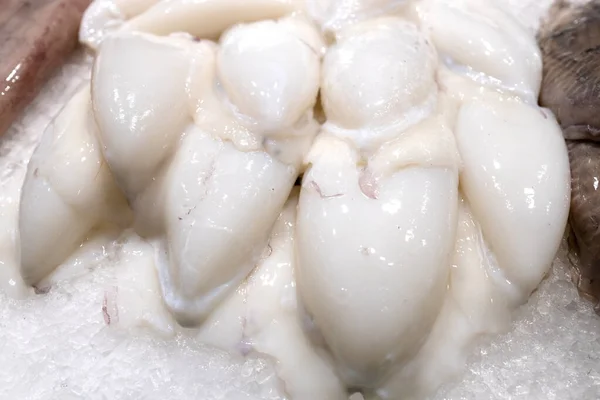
[6,0,573,398]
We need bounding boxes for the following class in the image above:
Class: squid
[79,0,305,51]
[18,86,131,285]
[295,0,570,398]
[10,0,574,399]
[416,0,543,103]
[196,190,347,400]
[102,232,177,337]
[19,14,322,327]
[296,17,459,392]
[305,0,411,37]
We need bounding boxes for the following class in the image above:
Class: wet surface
[0,0,91,136]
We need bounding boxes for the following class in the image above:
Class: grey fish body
[539,0,600,310]
[566,141,600,307]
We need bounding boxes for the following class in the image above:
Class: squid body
[5,0,572,399]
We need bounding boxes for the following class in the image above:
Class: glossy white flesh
[91,31,197,199]
[197,192,347,400]
[297,14,464,390]
[377,198,512,399]
[79,0,160,50]
[306,0,410,36]
[217,17,323,130]
[19,86,130,285]
[321,17,437,151]
[455,95,571,299]
[0,176,30,299]
[80,0,301,51]
[105,233,176,337]
[16,0,575,398]
[125,0,303,39]
[416,0,542,102]
[297,129,459,387]
[158,127,297,326]
[91,22,320,327]
[114,0,160,17]
[186,16,322,167]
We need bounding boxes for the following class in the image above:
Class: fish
[538,0,600,312]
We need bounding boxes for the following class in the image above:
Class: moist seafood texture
[22,16,321,328]
[416,0,543,103]
[79,0,305,50]
[297,18,459,391]
[454,97,570,300]
[295,2,569,398]
[305,0,410,36]
[18,87,131,286]
[8,0,573,399]
[320,17,437,149]
[196,190,348,400]
[538,0,600,311]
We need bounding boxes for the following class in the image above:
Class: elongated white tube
[91,31,197,200]
[296,15,461,390]
[416,0,542,102]
[196,190,347,400]
[157,127,298,326]
[377,198,512,399]
[125,0,303,39]
[297,120,460,388]
[19,86,130,285]
[79,0,160,50]
[91,19,320,326]
[455,95,570,299]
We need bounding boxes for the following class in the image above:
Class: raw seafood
[296,0,569,398]
[0,0,92,136]
[197,190,348,400]
[18,86,130,286]
[9,0,572,399]
[21,14,321,328]
[79,0,304,50]
[417,0,543,103]
[306,0,410,36]
[538,0,600,311]
[297,16,460,393]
